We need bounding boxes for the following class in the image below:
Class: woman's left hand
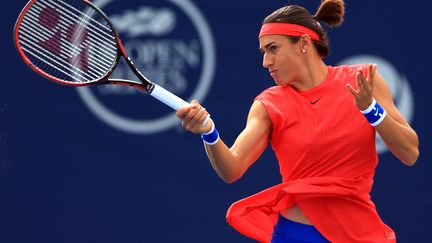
[346,64,377,110]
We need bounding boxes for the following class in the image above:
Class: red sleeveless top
[226,65,396,242]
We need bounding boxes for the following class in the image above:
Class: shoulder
[253,86,295,130]
[330,64,371,87]
[255,85,291,102]
[254,85,295,117]
[249,100,271,122]
[331,64,369,77]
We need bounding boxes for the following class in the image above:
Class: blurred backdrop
[1,0,431,242]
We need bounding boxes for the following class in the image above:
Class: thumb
[191,99,200,105]
[176,106,191,118]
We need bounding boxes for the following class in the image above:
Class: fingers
[368,64,377,90]
[176,99,201,119]
[183,105,200,124]
[356,68,374,95]
[176,106,193,118]
[186,106,207,130]
[190,109,209,131]
[356,70,366,92]
[177,100,210,133]
[191,99,200,106]
[346,83,358,97]
[348,65,378,110]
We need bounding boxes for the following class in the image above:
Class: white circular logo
[76,0,216,134]
[338,55,415,154]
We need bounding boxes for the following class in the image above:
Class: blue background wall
[1,0,431,242]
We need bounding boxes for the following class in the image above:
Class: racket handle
[150,84,210,127]
[150,84,190,110]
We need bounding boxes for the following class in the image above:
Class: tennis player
[176,0,419,242]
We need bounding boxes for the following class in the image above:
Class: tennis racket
[14,0,209,124]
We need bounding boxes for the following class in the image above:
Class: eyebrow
[259,41,276,52]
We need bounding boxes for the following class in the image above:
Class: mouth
[269,70,277,78]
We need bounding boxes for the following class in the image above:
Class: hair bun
[314,0,345,27]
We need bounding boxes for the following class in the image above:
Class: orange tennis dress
[226,64,396,243]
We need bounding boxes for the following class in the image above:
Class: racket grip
[150,84,190,110]
[150,84,210,128]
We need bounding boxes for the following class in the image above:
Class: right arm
[176,100,272,183]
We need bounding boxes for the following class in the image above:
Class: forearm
[177,100,271,183]
[376,115,419,166]
[203,140,244,183]
[348,67,420,166]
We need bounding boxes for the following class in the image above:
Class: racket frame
[14,0,204,113]
[14,0,155,93]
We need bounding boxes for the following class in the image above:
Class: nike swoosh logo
[310,96,323,105]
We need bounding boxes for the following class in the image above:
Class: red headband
[258,23,320,41]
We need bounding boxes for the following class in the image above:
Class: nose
[262,53,273,69]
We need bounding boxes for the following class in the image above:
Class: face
[259,35,304,86]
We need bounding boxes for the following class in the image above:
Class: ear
[299,34,312,52]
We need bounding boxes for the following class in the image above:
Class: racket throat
[142,82,155,93]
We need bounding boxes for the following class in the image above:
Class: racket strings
[32,1,112,77]
[24,5,116,73]
[39,0,116,78]
[39,0,116,46]
[19,1,96,81]
[19,9,100,81]
[17,0,118,83]
[19,19,102,80]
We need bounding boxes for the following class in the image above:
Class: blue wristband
[360,98,387,126]
[201,121,219,145]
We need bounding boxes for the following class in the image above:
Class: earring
[302,49,306,53]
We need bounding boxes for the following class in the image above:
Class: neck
[291,60,328,92]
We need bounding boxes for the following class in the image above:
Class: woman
[176,0,419,242]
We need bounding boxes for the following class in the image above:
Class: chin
[275,79,289,86]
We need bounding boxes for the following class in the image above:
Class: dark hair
[263,0,345,57]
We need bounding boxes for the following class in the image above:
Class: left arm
[347,64,419,166]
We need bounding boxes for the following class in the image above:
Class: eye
[269,45,278,53]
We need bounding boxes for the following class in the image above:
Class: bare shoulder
[247,100,272,126]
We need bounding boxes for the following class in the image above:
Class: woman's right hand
[176,100,213,134]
